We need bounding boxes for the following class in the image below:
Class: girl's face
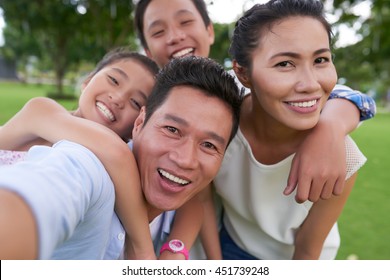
[77,59,155,139]
[246,16,337,131]
[142,0,214,68]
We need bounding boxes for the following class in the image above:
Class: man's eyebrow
[164,113,227,146]
[111,67,129,80]
[271,48,332,59]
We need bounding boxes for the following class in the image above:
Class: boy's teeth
[96,102,115,121]
[288,99,317,108]
[172,48,194,58]
[159,169,189,185]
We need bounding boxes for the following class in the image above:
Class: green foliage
[0,0,137,97]
[331,0,390,101]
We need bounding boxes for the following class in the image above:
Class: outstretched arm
[285,86,375,203]
[0,97,155,259]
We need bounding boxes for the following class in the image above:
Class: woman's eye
[315,57,330,64]
[275,61,292,68]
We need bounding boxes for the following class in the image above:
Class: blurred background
[0,0,389,260]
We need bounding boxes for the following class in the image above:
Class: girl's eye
[181,19,193,25]
[108,75,119,85]
[130,99,142,110]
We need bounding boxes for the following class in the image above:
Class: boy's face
[142,0,215,68]
[132,86,232,215]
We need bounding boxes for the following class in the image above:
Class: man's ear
[233,60,252,89]
[132,106,146,138]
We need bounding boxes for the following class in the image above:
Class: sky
[0,0,371,47]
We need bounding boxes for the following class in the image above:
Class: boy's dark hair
[144,56,242,145]
[230,0,332,70]
[134,0,211,49]
[89,47,159,78]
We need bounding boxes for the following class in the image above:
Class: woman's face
[77,59,156,139]
[248,16,337,131]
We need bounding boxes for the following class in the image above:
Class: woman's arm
[292,172,357,259]
[0,97,155,259]
[285,86,375,203]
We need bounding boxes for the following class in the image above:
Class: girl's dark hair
[230,0,333,70]
[134,0,211,49]
[144,56,242,145]
[89,47,159,78]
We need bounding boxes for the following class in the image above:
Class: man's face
[132,86,232,214]
[142,0,214,68]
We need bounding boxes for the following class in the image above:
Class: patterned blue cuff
[329,85,376,121]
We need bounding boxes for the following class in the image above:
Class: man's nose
[169,139,199,170]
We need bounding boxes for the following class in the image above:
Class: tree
[0,0,136,98]
[331,0,390,101]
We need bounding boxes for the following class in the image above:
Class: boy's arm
[0,97,155,259]
[159,196,204,260]
[293,173,357,259]
[285,87,376,203]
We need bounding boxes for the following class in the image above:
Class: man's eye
[166,126,178,134]
[202,142,217,150]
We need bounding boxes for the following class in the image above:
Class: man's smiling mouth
[158,168,190,185]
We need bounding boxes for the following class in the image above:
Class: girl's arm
[292,172,357,259]
[159,195,204,260]
[159,185,222,260]
[0,97,155,259]
[285,87,375,203]
[198,184,222,259]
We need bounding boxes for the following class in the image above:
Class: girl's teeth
[96,102,115,121]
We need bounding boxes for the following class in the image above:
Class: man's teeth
[159,169,190,185]
[288,99,317,108]
[96,102,115,121]
[172,48,194,58]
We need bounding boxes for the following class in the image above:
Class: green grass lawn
[0,81,389,259]
[336,112,390,260]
